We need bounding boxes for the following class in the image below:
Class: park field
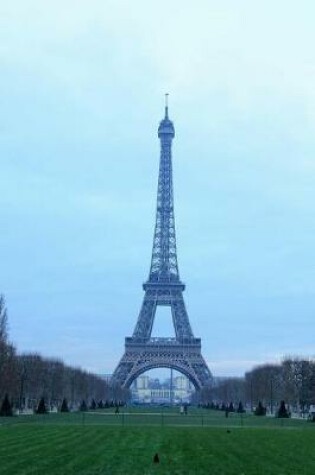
[0,409,314,474]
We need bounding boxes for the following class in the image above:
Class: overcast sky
[1,0,314,377]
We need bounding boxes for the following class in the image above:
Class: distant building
[131,375,194,403]
[133,375,150,389]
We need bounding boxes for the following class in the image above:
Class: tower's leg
[132,292,157,339]
[171,290,194,339]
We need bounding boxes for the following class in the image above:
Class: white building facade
[131,375,194,404]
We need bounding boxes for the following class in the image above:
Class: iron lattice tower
[112,98,212,390]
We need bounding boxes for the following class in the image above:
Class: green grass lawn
[0,410,314,474]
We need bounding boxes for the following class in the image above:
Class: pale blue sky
[0,1,314,376]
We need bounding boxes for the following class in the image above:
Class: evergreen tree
[277,400,290,418]
[228,402,234,412]
[90,399,96,410]
[98,400,104,409]
[80,400,88,411]
[36,397,47,414]
[0,394,13,417]
[237,401,245,413]
[60,398,69,413]
[254,401,266,416]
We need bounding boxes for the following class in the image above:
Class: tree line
[199,358,315,414]
[0,295,129,411]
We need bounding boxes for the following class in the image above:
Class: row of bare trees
[199,359,315,413]
[0,295,129,410]
[245,359,315,412]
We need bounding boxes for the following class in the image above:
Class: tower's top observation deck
[158,94,175,138]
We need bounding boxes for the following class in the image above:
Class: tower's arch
[125,362,200,390]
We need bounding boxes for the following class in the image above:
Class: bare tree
[0,296,19,400]
[245,364,282,411]
[281,357,315,412]
[0,295,8,344]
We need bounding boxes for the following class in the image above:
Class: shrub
[0,394,13,417]
[254,401,266,416]
[36,397,47,414]
[277,400,290,418]
[60,398,69,413]
[237,401,245,413]
[80,400,88,411]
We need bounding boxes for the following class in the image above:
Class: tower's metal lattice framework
[112,99,212,390]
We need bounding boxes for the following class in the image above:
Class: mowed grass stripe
[1,425,315,474]
[1,428,75,474]
[0,425,93,471]
[0,425,74,453]
[0,426,78,473]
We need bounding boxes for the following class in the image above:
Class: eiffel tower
[112,97,212,390]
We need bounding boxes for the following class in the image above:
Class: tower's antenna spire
[165,93,169,118]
